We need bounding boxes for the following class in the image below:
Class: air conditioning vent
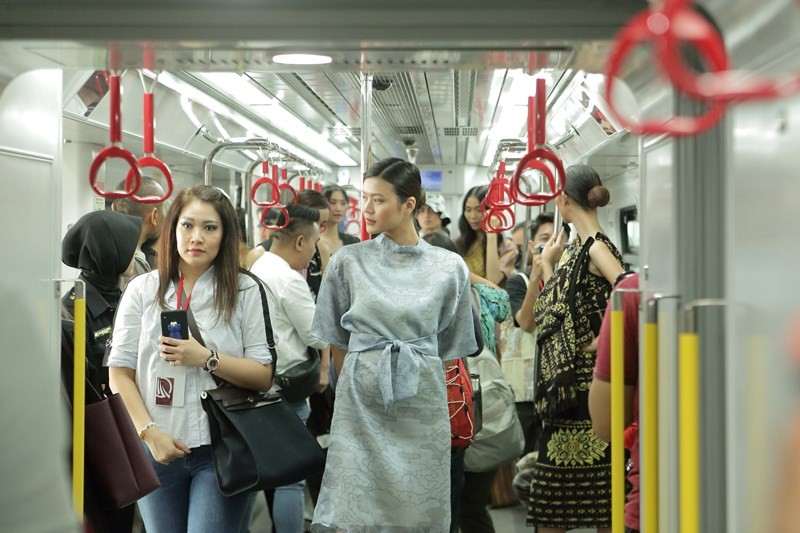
[393,126,423,135]
[441,127,479,137]
[328,126,362,138]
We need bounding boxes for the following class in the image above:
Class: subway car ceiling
[0,0,647,184]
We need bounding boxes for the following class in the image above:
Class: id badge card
[155,362,187,408]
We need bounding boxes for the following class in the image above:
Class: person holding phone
[108,185,274,533]
[525,165,624,533]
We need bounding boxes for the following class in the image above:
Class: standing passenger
[416,192,451,237]
[526,165,624,533]
[110,176,166,288]
[107,185,274,533]
[310,157,479,532]
[61,209,142,533]
[250,204,330,533]
[321,183,360,253]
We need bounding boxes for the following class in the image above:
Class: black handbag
[275,346,321,402]
[190,273,326,496]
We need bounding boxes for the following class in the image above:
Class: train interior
[3,0,800,531]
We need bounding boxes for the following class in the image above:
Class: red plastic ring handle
[604,10,728,136]
[250,177,282,207]
[89,146,142,199]
[509,148,563,206]
[658,8,799,102]
[481,207,514,233]
[261,204,290,230]
[127,156,173,203]
[484,178,514,210]
[344,219,361,235]
[279,183,298,204]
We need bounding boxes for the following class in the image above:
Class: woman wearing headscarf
[62,209,142,394]
[60,209,142,533]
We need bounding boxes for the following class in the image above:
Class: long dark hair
[563,164,610,210]
[322,183,349,203]
[365,157,425,212]
[157,185,241,322]
[455,185,488,256]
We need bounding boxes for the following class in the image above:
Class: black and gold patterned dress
[527,232,623,530]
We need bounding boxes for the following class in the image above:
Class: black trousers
[458,469,498,533]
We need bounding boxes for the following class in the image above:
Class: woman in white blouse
[108,185,274,533]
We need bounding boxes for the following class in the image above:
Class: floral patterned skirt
[526,392,612,530]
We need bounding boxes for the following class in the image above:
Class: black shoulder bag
[190,274,326,496]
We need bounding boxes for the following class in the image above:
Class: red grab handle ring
[509,148,563,206]
[604,10,728,136]
[658,7,800,102]
[261,204,290,230]
[251,177,282,208]
[89,146,142,199]
[127,156,174,203]
[279,183,298,205]
[481,207,515,233]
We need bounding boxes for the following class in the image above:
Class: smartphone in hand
[161,310,189,340]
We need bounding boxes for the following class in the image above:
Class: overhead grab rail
[89,56,143,199]
[126,70,173,204]
[509,78,566,207]
[605,0,800,137]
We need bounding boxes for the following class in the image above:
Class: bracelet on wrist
[138,421,157,440]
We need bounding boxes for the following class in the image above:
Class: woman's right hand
[144,428,191,464]
[541,227,567,267]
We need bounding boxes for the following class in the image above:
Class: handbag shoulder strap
[183,271,278,386]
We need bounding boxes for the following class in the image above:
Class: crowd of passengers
[59,159,641,533]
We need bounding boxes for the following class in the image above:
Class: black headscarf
[62,210,141,305]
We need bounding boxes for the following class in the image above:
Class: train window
[620,206,639,255]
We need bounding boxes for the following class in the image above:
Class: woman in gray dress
[310,158,480,533]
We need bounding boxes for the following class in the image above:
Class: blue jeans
[264,399,311,533]
[139,444,253,533]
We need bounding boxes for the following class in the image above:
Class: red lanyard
[176,276,192,310]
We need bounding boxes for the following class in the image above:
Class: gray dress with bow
[310,234,478,533]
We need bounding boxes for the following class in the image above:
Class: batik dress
[310,234,479,533]
[527,232,624,530]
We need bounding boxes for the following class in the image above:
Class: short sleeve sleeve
[107,275,145,369]
[437,263,479,360]
[506,274,527,327]
[239,276,273,365]
[311,253,351,350]
[593,276,640,385]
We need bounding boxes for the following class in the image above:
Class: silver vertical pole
[359,72,373,241]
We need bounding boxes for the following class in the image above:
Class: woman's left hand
[159,335,209,368]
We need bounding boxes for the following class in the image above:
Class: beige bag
[499,273,538,402]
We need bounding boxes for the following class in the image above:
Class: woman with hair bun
[310,157,479,533]
[525,164,625,533]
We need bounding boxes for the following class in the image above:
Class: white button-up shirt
[107,268,273,448]
[250,251,328,375]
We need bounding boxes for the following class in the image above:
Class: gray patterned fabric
[310,233,478,532]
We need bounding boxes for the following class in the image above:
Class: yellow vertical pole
[72,281,86,519]
[610,291,625,533]
[643,300,660,533]
[679,329,699,533]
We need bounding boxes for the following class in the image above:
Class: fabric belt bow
[348,333,435,413]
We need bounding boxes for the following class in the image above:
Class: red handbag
[446,358,476,448]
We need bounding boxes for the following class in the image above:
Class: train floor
[131,491,597,532]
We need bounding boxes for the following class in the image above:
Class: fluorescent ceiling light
[196,73,356,167]
[272,53,332,65]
